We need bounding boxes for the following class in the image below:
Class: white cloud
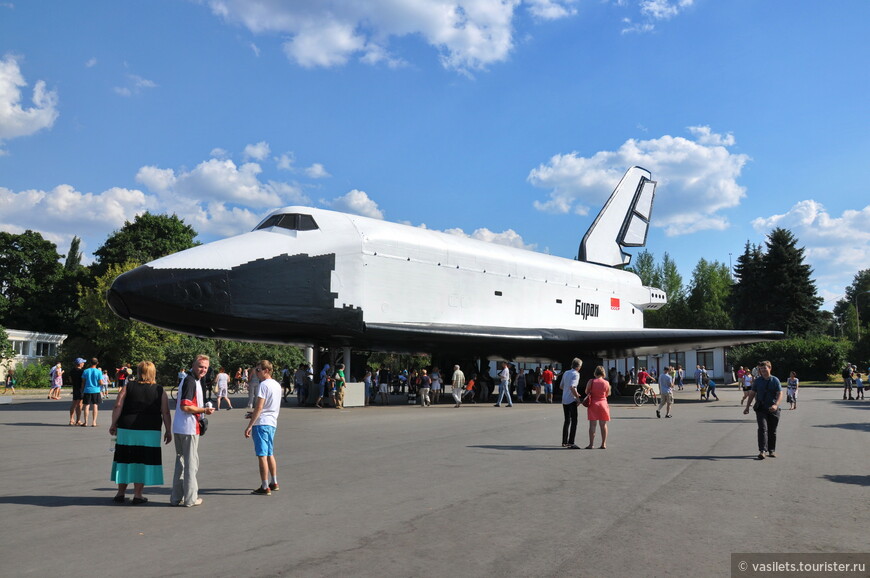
[243,141,270,161]
[444,226,536,250]
[85,57,97,68]
[276,152,295,171]
[321,188,535,250]
[751,200,870,300]
[0,184,153,258]
[640,0,693,20]
[528,126,750,234]
[137,157,310,208]
[0,144,325,260]
[205,0,578,73]
[304,163,331,179]
[325,189,384,219]
[135,166,176,194]
[0,55,59,149]
[526,0,578,20]
[133,148,314,237]
[113,73,157,97]
[620,0,694,33]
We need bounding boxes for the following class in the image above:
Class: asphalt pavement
[1,386,867,577]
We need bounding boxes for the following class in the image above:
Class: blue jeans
[755,408,780,452]
[497,383,512,406]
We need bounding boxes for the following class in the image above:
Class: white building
[2,329,68,380]
[604,347,735,384]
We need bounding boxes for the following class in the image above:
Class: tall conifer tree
[730,241,765,329]
[759,228,822,335]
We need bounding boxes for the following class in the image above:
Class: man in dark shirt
[743,360,783,459]
[68,358,86,425]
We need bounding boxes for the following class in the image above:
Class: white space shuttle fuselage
[108,167,779,358]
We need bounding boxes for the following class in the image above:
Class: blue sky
[1,0,868,311]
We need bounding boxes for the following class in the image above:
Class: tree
[629,250,660,287]
[760,228,822,335]
[655,252,691,328]
[0,326,15,373]
[730,242,765,330]
[729,229,822,336]
[64,236,83,271]
[50,236,92,333]
[0,230,63,331]
[92,212,199,277]
[77,262,184,372]
[628,250,690,328]
[685,258,733,329]
[833,269,870,340]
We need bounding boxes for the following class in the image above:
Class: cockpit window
[256,213,319,231]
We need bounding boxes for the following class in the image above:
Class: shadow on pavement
[651,454,754,461]
[822,474,870,487]
[813,422,870,432]
[467,445,566,452]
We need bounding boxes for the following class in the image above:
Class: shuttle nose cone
[107,283,131,319]
[107,264,232,333]
[105,252,364,343]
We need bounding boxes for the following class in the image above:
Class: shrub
[729,336,849,381]
[14,362,53,389]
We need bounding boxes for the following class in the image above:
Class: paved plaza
[1,386,867,577]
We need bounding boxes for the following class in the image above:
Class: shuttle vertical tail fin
[578,166,656,267]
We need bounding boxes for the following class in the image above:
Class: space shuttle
[107,166,781,358]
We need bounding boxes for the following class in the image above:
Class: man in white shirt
[494,361,513,407]
[451,364,466,408]
[170,354,216,507]
[245,360,282,495]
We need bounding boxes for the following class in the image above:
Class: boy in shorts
[245,361,281,495]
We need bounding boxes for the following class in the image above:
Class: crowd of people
[16,352,868,505]
[106,354,282,506]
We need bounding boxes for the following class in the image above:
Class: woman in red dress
[585,365,611,449]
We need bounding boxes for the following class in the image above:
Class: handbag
[581,379,592,407]
[199,416,208,436]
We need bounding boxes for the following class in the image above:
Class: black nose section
[107,265,232,327]
[107,284,131,319]
[105,253,365,342]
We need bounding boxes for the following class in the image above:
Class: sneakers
[252,486,272,496]
[269,483,280,491]
[767,452,776,458]
[757,452,766,460]
[656,410,661,418]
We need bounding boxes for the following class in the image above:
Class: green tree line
[1,216,867,383]
[629,227,867,377]
[0,213,304,387]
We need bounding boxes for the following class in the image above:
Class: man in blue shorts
[245,360,282,495]
[81,358,103,427]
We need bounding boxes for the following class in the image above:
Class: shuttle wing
[363,322,781,359]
